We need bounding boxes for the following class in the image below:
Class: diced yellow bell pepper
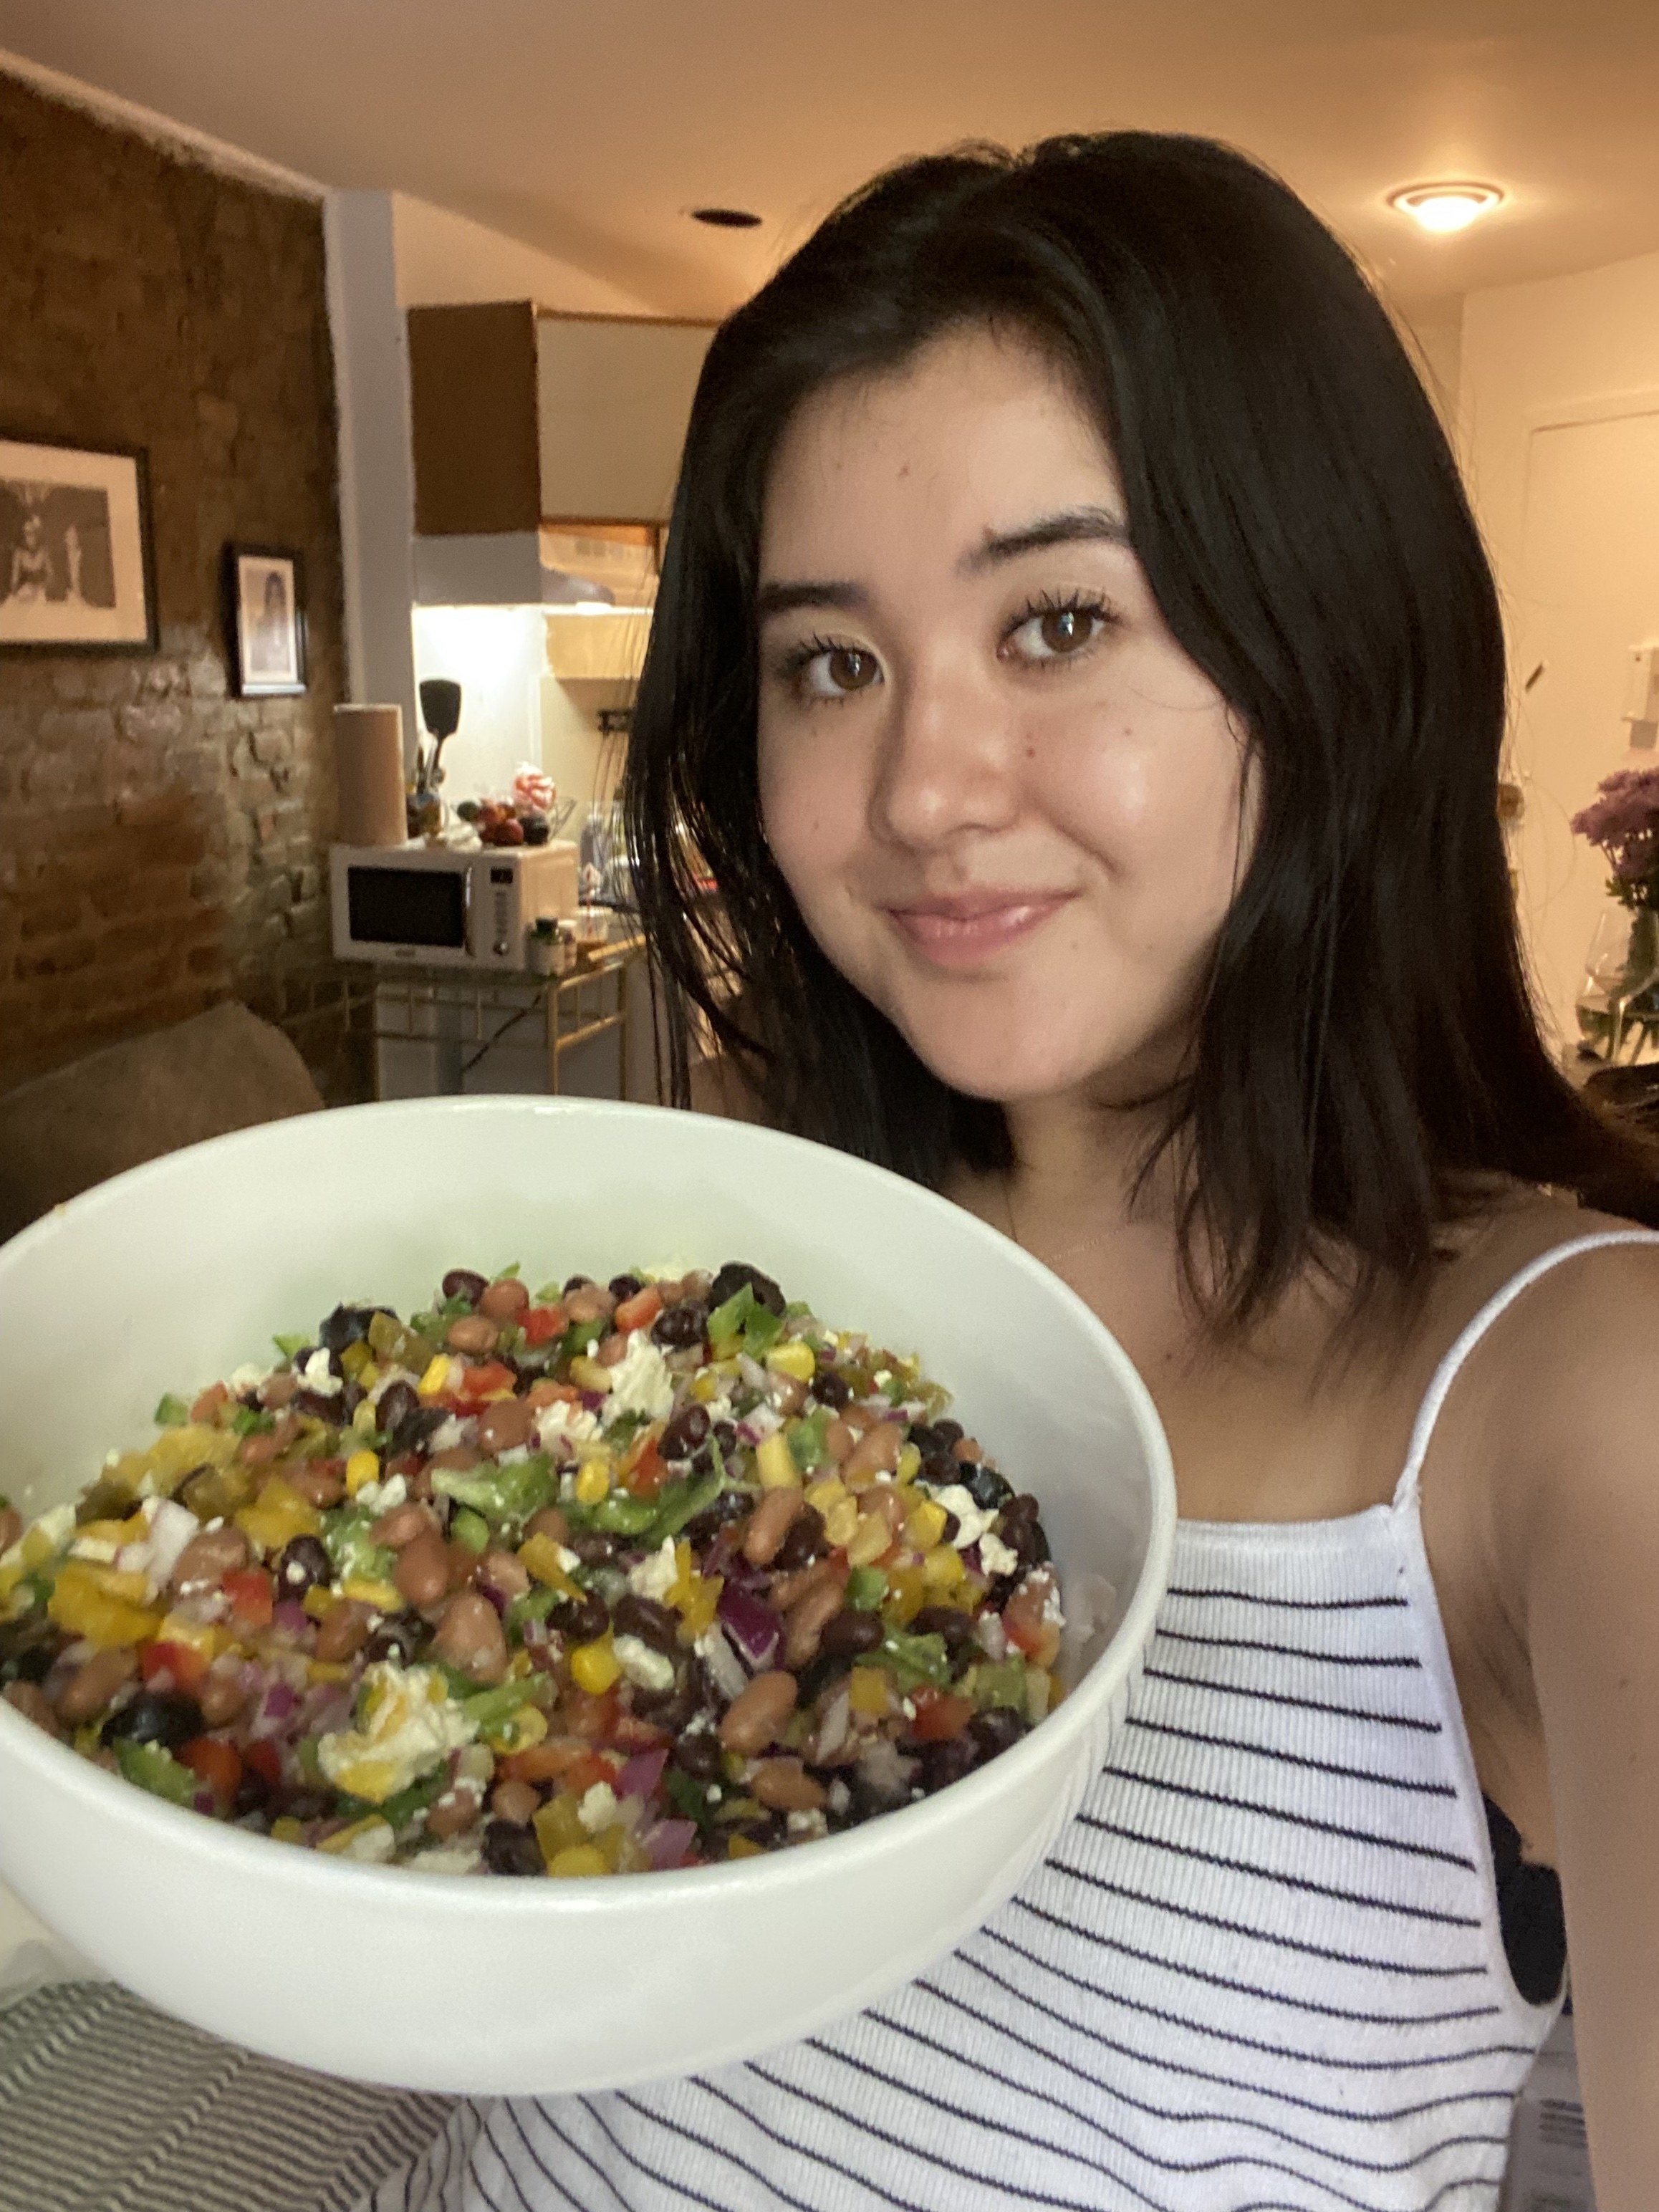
[804,1475,847,1517]
[764,1340,817,1383]
[345,1448,380,1494]
[885,1564,928,1624]
[905,1499,948,1552]
[155,1610,231,1661]
[47,1564,163,1650]
[824,1496,860,1549]
[308,1660,353,1684]
[319,1814,394,1858]
[534,1792,586,1862]
[569,1632,620,1695]
[518,1531,580,1596]
[922,1543,966,1592]
[545,1843,610,1877]
[573,1460,611,1506]
[895,1443,920,1484]
[234,1478,322,1557]
[849,1665,893,1717]
[845,1512,893,1569]
[755,1434,799,1491]
[145,1424,236,1490]
[567,1355,613,1395]
[340,1340,372,1380]
[689,1372,721,1404]
[341,1577,403,1612]
[303,1585,337,1620]
[726,1834,765,1860]
[270,1817,306,1845]
[351,1398,379,1436]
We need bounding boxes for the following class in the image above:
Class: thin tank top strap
[1393,1226,1659,1509]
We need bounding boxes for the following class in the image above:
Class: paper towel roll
[334,704,406,847]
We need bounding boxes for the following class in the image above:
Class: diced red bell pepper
[521,1303,568,1347]
[612,1285,661,1335]
[1001,1568,1059,1662]
[623,1434,668,1498]
[178,1736,243,1802]
[456,1360,516,1402]
[605,1712,670,1751]
[140,1640,208,1695]
[908,1688,976,1741]
[223,1567,275,1630]
[560,1750,622,1798]
[527,1378,580,1409]
[561,1687,621,1741]
[242,1739,283,1789]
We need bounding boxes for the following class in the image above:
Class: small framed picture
[0,433,158,653]
[225,544,307,697]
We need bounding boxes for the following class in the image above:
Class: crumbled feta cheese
[1042,1579,1064,1625]
[229,1363,266,1395]
[317,1663,477,1804]
[605,1332,675,1422]
[975,1610,1009,1662]
[977,1531,1019,1579]
[69,1535,121,1564]
[612,1633,675,1693]
[411,1845,482,1876]
[425,1415,468,1454]
[872,1370,892,1390]
[496,1443,530,1466]
[552,1542,582,1576]
[356,1473,407,1516]
[300,1347,342,1397]
[929,1483,998,1552]
[786,1809,829,1840]
[535,1400,601,1452]
[577,1780,617,1833]
[627,1538,679,1605]
[340,1819,398,1863]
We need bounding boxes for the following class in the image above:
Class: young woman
[372,133,1659,2211]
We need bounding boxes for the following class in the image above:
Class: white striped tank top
[364,1229,1655,2212]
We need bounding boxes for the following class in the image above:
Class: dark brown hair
[627,131,1651,1328]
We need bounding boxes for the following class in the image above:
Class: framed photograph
[0,433,157,652]
[225,544,307,697]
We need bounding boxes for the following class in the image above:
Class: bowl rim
[0,1092,1176,1910]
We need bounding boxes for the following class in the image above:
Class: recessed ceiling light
[1387,181,1504,235]
[688,206,763,229]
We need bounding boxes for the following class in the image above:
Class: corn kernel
[895,1443,920,1484]
[269,1817,305,1845]
[345,1448,381,1496]
[824,1496,860,1548]
[567,1355,613,1394]
[302,1585,337,1620]
[417,1356,451,1398]
[845,1511,893,1569]
[570,1633,620,1695]
[905,1499,948,1551]
[848,1665,891,1717]
[546,1844,610,1877]
[573,1461,611,1506]
[726,1835,765,1860]
[342,1577,403,1612]
[922,1543,966,1592]
[765,1340,817,1383]
[486,1703,548,1754]
[804,1476,847,1517]
[690,1372,720,1403]
[756,1434,799,1490]
[351,1398,378,1436]
[155,1611,231,1660]
[308,1660,353,1684]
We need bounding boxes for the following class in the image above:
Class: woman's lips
[884,892,1072,968]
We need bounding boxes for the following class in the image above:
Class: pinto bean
[525,1507,569,1547]
[769,1554,844,1614]
[4,1680,60,1735]
[597,1331,628,1367]
[426,1780,486,1840]
[433,1590,509,1683]
[314,1600,373,1663]
[769,1374,808,1418]
[446,1314,499,1355]
[0,1506,22,1556]
[563,1284,615,1324]
[54,1644,138,1725]
[477,1396,535,1453]
[479,1547,530,1600]
[394,1527,452,1608]
[491,1777,539,1825]
[742,1486,806,1568]
[283,1461,345,1509]
[842,1421,903,1487]
[370,1501,433,1549]
[431,1444,481,1473]
[479,1278,531,1321]
[820,1418,856,1465]
[718,1670,798,1755]
[258,1372,297,1410]
[197,1662,246,1728]
[783,1578,848,1670]
[749,1757,826,1813]
[169,1525,249,1595]
[239,1430,282,1467]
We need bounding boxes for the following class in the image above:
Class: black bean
[0,1627,58,1685]
[375,1380,418,1440]
[907,1423,946,1458]
[910,1606,977,1659]
[363,1610,424,1665]
[915,1736,980,1794]
[278,1787,334,1824]
[340,1381,365,1422]
[388,1402,449,1456]
[552,1592,610,1646]
[816,1607,884,1660]
[319,1304,375,1354]
[669,1728,723,1781]
[612,1593,679,1655]
[660,1403,711,1462]
[232,1768,271,1818]
[794,1651,852,1707]
[937,1511,961,1546]
[958,1462,1013,1511]
[104,1690,203,1751]
[653,1302,707,1350]
[292,1388,343,1423]
[811,1365,851,1410]
[932,1419,963,1446]
[920,1449,958,1486]
[998,1496,1050,1570]
[771,1506,826,1573]
[273,1534,332,1600]
[682,1491,749,1548]
[728,1814,785,1853]
[709,1262,786,1317]
[968,1707,1028,1761]
[564,1529,617,1567]
[633,1655,706,1732]
[482,1819,545,1876]
[442,1270,489,1306]
[847,1763,915,1821]
[563,1274,594,1296]
[607,1274,644,1303]
[712,1420,738,1454]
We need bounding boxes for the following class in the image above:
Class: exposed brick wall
[0,72,360,1099]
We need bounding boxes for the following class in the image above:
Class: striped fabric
[359,1231,1659,2212]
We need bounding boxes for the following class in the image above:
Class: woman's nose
[869,655,1021,850]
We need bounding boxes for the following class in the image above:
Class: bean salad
[0,1261,1062,1877]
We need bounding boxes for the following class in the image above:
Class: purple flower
[1571,766,1659,906]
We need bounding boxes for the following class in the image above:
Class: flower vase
[1576,900,1659,1063]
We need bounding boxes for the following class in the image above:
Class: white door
[1511,402,1659,1048]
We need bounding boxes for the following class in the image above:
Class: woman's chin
[887,1000,1110,1105]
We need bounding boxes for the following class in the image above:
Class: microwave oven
[329,841,579,969]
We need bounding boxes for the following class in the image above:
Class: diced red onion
[642,1817,698,1871]
[263,1680,298,1721]
[617,1748,668,1802]
[716,1585,782,1672]
[580,1390,607,1413]
[272,1600,309,1635]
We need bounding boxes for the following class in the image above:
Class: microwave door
[347,864,469,956]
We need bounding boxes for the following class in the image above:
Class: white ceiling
[4,0,1659,322]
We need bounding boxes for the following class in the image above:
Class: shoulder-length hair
[627,130,1649,1330]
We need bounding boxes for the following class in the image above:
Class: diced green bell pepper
[449,1506,491,1554]
[152,1394,189,1428]
[431,1456,557,1531]
[878,1626,951,1691]
[116,1739,196,1807]
[845,1566,888,1611]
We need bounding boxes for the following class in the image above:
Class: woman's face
[755,324,1254,1107]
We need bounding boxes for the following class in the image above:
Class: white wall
[1458,247,1659,1044]
[392,193,652,314]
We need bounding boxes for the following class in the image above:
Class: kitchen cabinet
[408,300,714,534]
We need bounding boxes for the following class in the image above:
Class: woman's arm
[1517,1244,1659,2209]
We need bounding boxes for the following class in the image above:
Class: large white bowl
[0,1097,1173,2093]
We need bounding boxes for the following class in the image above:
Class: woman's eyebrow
[755,577,868,620]
[961,505,1132,572]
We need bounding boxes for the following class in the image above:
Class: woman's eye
[797,645,882,700]
[1005,605,1107,663]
